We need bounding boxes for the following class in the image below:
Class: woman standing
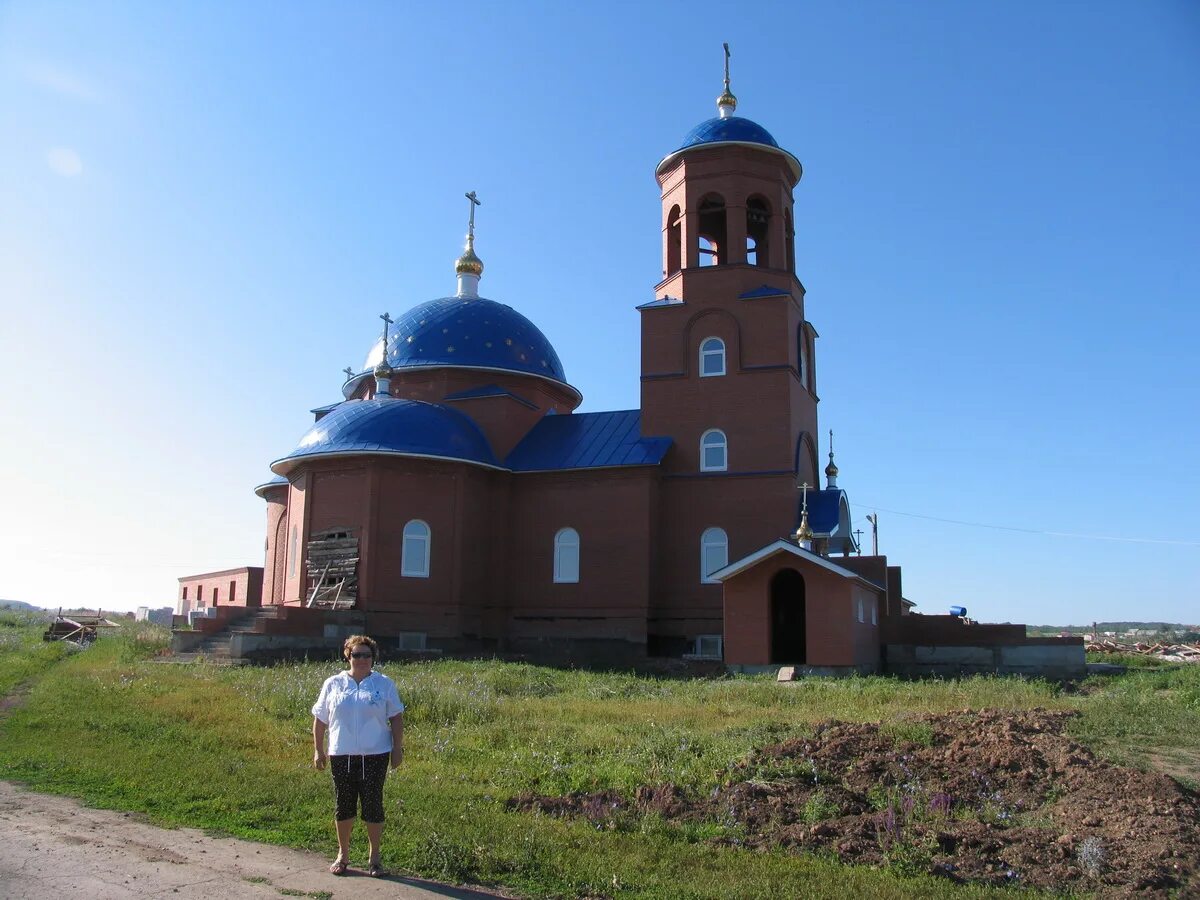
[312,634,405,876]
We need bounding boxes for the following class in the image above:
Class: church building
[242,55,901,670]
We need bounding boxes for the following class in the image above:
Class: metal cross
[798,481,810,515]
[379,312,393,347]
[723,42,731,92]
[853,528,864,553]
[342,366,354,380]
[465,190,481,239]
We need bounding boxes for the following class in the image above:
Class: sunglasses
[350,651,373,659]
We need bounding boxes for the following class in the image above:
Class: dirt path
[0,781,502,900]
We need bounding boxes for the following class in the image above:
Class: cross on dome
[455,191,484,297]
[717,42,737,118]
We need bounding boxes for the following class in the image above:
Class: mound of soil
[509,709,1200,896]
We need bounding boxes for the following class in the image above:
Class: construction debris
[1085,638,1200,663]
[43,609,120,646]
[305,529,359,609]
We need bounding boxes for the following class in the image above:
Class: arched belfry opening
[746,196,771,267]
[697,194,726,267]
[770,568,806,663]
[784,208,796,274]
[666,205,682,276]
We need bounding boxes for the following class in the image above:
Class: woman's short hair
[343,634,379,661]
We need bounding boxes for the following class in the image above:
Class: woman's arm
[389,714,404,769]
[312,717,328,769]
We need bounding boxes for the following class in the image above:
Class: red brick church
[177,53,1082,678]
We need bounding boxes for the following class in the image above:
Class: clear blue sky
[1,1,1197,625]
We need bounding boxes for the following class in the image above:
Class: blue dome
[363,296,568,386]
[676,115,780,151]
[271,398,499,473]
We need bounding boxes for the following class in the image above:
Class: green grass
[4,626,1197,897]
[0,609,68,696]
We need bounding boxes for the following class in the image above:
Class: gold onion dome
[825,458,839,478]
[795,511,813,542]
[716,88,737,112]
[455,237,484,277]
[373,360,394,379]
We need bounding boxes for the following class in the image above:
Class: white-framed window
[700,429,728,472]
[871,599,878,626]
[701,527,728,583]
[699,337,726,377]
[689,635,723,659]
[401,519,431,577]
[553,527,580,583]
[857,597,865,623]
[398,632,427,651]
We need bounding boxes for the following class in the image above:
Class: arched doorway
[770,568,806,663]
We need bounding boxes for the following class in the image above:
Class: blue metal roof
[272,397,500,473]
[253,474,289,498]
[738,284,790,300]
[361,296,569,389]
[677,115,780,151]
[804,489,844,535]
[636,296,684,310]
[506,410,672,472]
[444,384,537,410]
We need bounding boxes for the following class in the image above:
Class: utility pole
[866,513,878,556]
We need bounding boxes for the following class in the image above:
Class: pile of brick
[1086,638,1200,663]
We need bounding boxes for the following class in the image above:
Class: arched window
[697,194,726,266]
[553,528,580,583]
[666,205,682,276]
[857,597,865,623]
[784,208,796,274]
[699,337,726,377]
[700,429,728,472]
[701,527,728,583]
[289,525,298,578]
[797,325,808,390]
[746,196,771,267]
[401,519,431,578]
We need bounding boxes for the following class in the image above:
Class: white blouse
[311,670,405,756]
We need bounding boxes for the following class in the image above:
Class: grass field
[1,613,1197,898]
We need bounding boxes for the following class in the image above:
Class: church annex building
[175,59,1083,678]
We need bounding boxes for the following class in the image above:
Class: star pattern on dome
[360,296,568,385]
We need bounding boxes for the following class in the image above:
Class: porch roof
[710,539,884,592]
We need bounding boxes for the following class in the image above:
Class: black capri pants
[330,753,390,823]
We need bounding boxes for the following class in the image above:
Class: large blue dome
[363,296,568,387]
[676,115,780,151]
[271,397,499,473]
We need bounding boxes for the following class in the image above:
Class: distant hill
[0,600,41,612]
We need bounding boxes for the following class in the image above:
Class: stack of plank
[305,530,359,609]
[1086,638,1200,662]
[43,610,120,645]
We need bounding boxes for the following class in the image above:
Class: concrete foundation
[885,643,1086,680]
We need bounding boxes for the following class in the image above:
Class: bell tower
[639,47,822,653]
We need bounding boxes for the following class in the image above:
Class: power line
[856,504,1200,547]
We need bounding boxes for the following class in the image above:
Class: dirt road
[0,781,501,900]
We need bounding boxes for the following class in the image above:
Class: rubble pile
[1086,639,1200,663]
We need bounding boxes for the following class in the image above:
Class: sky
[1,1,1197,625]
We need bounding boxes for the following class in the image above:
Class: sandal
[329,858,348,876]
[368,860,387,878]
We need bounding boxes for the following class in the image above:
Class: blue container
[949,606,967,618]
